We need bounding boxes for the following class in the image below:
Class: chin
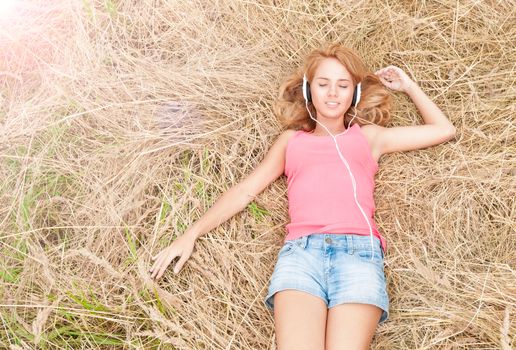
[318,111,346,119]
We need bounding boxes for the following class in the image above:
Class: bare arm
[405,81,455,131]
[185,184,255,240]
[186,129,295,240]
[149,129,295,279]
[371,66,456,156]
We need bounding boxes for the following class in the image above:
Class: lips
[325,102,340,108]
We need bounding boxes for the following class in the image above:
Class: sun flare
[0,0,20,19]
[0,0,18,13]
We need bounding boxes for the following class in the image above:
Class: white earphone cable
[305,101,375,261]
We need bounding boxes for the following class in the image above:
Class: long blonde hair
[274,43,392,131]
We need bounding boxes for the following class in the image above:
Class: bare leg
[325,303,382,350]
[273,290,327,350]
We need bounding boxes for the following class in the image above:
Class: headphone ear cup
[305,81,312,102]
[302,75,312,103]
[301,74,312,102]
[352,82,362,107]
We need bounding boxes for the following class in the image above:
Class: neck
[311,123,349,135]
[311,112,349,135]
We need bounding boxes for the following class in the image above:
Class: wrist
[184,226,200,241]
[404,80,418,95]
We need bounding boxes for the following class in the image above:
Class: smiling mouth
[325,102,340,107]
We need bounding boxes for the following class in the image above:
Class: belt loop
[350,234,355,255]
[297,235,308,249]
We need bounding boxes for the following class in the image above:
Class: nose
[327,83,338,97]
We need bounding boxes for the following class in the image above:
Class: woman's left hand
[375,65,415,93]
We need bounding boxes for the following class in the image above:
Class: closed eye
[318,84,348,88]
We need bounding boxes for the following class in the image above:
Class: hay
[0,0,514,348]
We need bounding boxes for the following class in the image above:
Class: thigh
[325,303,382,350]
[274,290,327,350]
[264,236,327,312]
[327,235,389,325]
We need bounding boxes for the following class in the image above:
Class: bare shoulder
[266,129,298,155]
[360,124,382,137]
[280,129,298,141]
[274,129,298,150]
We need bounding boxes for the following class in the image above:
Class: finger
[385,69,396,77]
[150,260,163,277]
[153,263,164,279]
[150,257,160,273]
[382,70,396,79]
[152,262,166,279]
[388,67,402,77]
[157,252,180,279]
[151,254,168,278]
[150,252,165,272]
[173,254,189,274]
[150,260,160,278]
[155,247,174,267]
[156,257,174,280]
[378,75,389,84]
[152,249,166,260]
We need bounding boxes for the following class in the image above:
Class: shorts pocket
[278,241,297,258]
[356,246,384,263]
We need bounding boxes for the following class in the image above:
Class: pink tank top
[284,123,387,253]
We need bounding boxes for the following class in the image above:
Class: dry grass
[1,0,514,349]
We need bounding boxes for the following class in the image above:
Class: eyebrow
[315,77,351,82]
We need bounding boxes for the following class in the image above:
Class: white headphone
[302,74,375,260]
[303,74,362,106]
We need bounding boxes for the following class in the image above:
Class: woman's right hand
[149,232,197,280]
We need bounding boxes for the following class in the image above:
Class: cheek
[311,94,325,111]
[311,88,325,106]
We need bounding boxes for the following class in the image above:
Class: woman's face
[310,57,355,120]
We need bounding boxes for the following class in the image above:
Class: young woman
[149,43,456,349]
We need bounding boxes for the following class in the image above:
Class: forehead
[313,57,351,80]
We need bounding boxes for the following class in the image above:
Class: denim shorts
[264,233,389,325]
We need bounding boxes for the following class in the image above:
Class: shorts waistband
[288,233,382,252]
